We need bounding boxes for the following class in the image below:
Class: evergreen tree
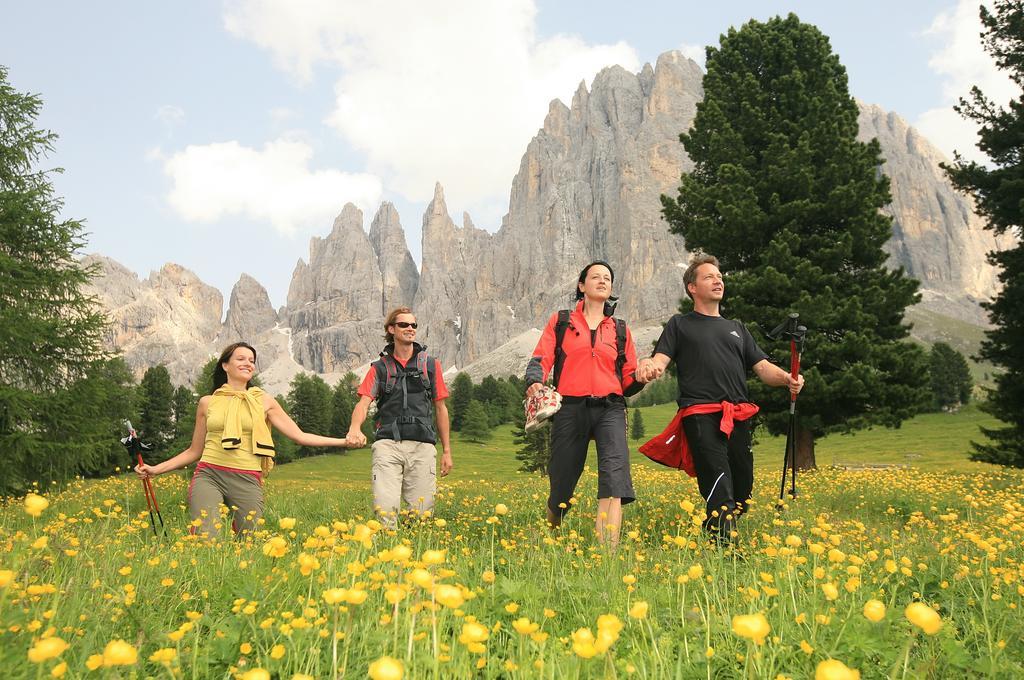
[512,404,551,474]
[460,399,492,443]
[661,14,929,468]
[330,373,360,439]
[631,408,646,441]
[630,372,677,407]
[138,365,175,454]
[500,378,524,423]
[944,0,1024,468]
[0,66,110,493]
[287,373,332,457]
[928,342,972,411]
[271,393,299,464]
[194,356,219,396]
[169,384,197,452]
[450,372,474,431]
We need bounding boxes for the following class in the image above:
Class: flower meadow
[1,463,1022,679]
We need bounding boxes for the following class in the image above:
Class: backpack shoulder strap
[614,318,627,385]
[553,309,571,388]
[417,353,434,398]
[378,356,399,395]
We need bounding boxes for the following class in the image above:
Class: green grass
[275,402,1001,484]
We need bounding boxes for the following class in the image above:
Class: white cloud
[162,137,383,235]
[222,0,640,227]
[915,0,1020,164]
[678,42,706,69]
[155,104,185,127]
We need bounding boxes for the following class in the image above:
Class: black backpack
[552,309,628,389]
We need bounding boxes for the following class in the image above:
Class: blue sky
[1,1,1011,310]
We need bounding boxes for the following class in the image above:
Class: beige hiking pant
[189,464,264,537]
[371,439,437,528]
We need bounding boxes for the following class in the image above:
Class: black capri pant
[547,396,635,518]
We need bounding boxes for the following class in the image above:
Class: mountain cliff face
[86,50,1011,390]
[857,103,1015,324]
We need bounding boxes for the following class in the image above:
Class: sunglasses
[394,322,418,329]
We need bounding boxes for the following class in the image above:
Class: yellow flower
[0,570,14,587]
[239,642,253,654]
[278,517,296,530]
[459,622,489,645]
[262,536,288,558]
[731,613,770,644]
[821,583,839,601]
[323,588,347,605]
[495,503,509,515]
[344,589,368,605]
[31,536,48,550]
[905,602,942,635]
[368,656,404,680]
[815,659,861,680]
[622,574,637,585]
[50,661,67,678]
[512,618,538,635]
[505,602,519,613]
[24,493,50,517]
[409,569,433,588]
[102,640,137,666]
[481,570,496,584]
[680,499,695,513]
[785,535,803,547]
[85,654,104,670]
[688,565,704,580]
[800,640,814,655]
[391,545,412,561]
[863,600,886,623]
[148,648,177,664]
[241,670,270,680]
[571,627,599,658]
[629,601,649,619]
[422,549,446,565]
[434,585,465,609]
[270,644,286,659]
[28,636,68,663]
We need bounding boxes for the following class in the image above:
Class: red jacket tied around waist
[640,401,760,477]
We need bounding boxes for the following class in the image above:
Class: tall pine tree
[139,365,175,454]
[661,15,929,467]
[944,1,1024,467]
[0,67,110,493]
[928,342,972,411]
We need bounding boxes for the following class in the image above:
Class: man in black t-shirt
[638,255,804,543]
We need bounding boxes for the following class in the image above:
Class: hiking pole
[767,313,807,504]
[121,420,164,535]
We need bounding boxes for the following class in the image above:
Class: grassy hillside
[275,401,1001,484]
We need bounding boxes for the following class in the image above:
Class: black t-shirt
[653,312,769,408]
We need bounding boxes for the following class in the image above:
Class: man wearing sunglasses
[347,307,453,529]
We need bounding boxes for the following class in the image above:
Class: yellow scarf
[212,385,276,475]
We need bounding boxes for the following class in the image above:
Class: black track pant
[547,397,635,518]
[682,413,753,540]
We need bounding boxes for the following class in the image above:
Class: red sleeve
[432,359,449,401]
[357,367,378,399]
[525,313,559,385]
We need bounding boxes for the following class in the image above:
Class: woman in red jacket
[524,261,646,545]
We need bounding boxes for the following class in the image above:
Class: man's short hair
[384,306,414,344]
[683,254,721,300]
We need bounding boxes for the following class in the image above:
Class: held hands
[346,430,368,448]
[636,357,665,384]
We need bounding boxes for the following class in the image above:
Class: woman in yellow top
[135,342,351,536]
